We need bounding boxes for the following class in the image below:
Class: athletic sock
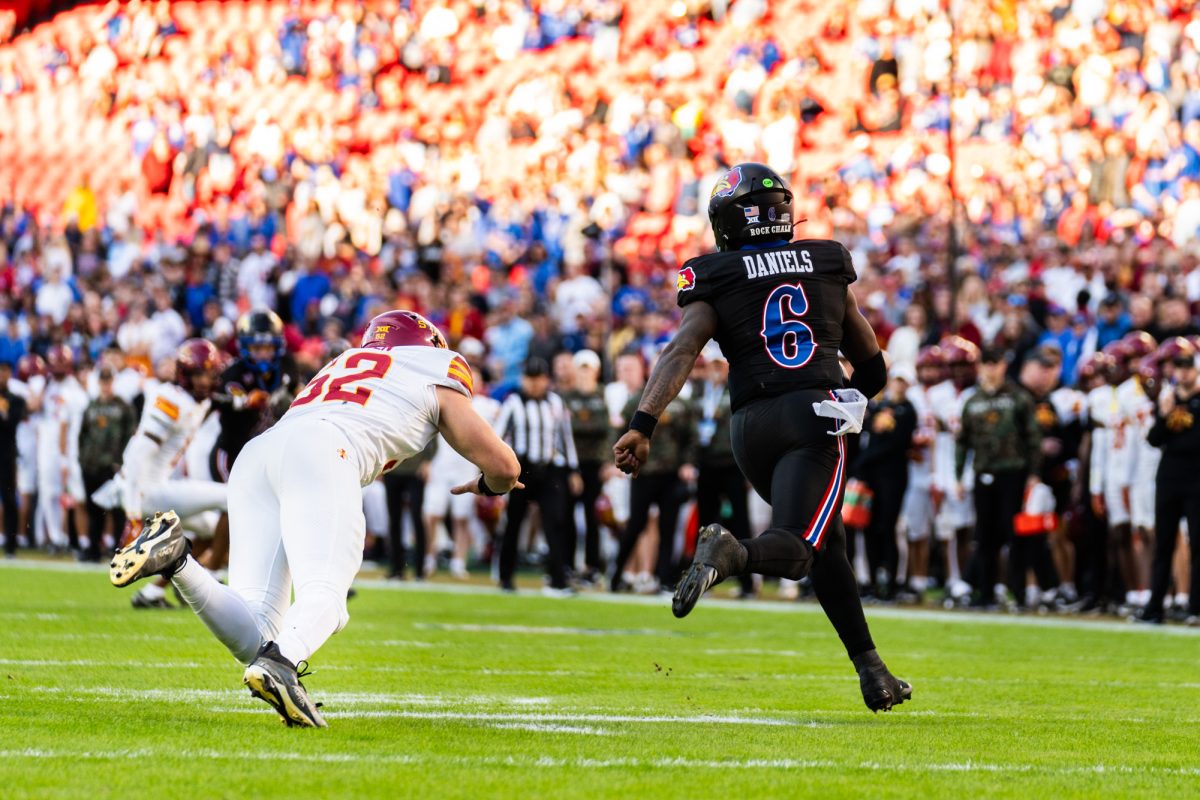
[743,529,810,580]
[810,525,874,658]
[172,556,265,665]
[946,537,963,584]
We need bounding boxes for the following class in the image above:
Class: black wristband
[477,475,503,497]
[629,410,658,438]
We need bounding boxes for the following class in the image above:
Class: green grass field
[1,562,1197,799]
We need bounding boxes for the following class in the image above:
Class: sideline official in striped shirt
[495,357,580,595]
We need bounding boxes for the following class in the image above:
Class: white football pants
[173,418,365,665]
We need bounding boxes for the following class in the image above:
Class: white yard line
[413,622,681,637]
[2,559,1197,636]
[209,708,809,727]
[25,686,554,707]
[1,748,1197,778]
[5,659,1200,693]
[487,722,620,736]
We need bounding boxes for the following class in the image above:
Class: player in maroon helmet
[110,339,227,609]
[10,354,48,548]
[35,345,89,552]
[915,345,945,388]
[928,335,981,603]
[109,311,521,727]
[1116,333,1162,598]
[360,310,450,350]
[900,345,945,601]
[16,354,46,382]
[1120,331,1157,362]
[1086,340,1141,611]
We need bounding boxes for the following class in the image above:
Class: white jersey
[36,376,88,460]
[181,412,222,480]
[122,382,212,495]
[1048,386,1086,427]
[1117,378,1159,493]
[905,383,937,488]
[279,345,473,485]
[928,380,974,490]
[1086,384,1123,497]
[428,393,501,482]
[10,374,45,456]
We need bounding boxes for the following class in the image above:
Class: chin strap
[812,389,869,437]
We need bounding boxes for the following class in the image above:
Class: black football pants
[1147,469,1200,617]
[500,465,569,590]
[696,461,753,593]
[967,471,1025,604]
[863,464,907,595]
[567,460,605,573]
[0,455,17,556]
[731,390,875,659]
[383,471,427,578]
[613,471,684,588]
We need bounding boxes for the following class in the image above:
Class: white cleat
[109,511,187,588]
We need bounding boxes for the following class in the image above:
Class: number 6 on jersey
[761,283,816,369]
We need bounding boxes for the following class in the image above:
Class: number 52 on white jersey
[279,346,473,485]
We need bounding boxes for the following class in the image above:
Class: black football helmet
[237,309,285,375]
[707,162,794,251]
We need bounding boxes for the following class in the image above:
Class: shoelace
[294,661,323,709]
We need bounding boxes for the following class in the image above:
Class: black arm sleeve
[848,351,886,398]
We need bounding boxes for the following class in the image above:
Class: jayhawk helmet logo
[677,266,696,292]
[710,165,743,199]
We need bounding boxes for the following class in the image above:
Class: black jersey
[677,239,856,410]
[213,355,299,462]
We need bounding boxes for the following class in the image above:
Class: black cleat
[853,649,912,712]
[243,642,327,728]
[130,588,174,609]
[672,524,747,619]
[109,511,188,588]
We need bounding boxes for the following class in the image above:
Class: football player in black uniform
[204,310,299,567]
[212,310,300,478]
[613,163,911,712]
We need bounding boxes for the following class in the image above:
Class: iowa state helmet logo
[677,266,697,292]
[710,166,743,199]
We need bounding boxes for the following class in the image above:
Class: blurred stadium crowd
[1,0,1200,619]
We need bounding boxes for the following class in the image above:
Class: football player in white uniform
[35,346,89,551]
[109,311,522,727]
[1088,343,1141,609]
[11,355,47,548]
[898,345,942,600]
[116,340,227,608]
[930,336,978,602]
[422,357,500,579]
[1114,332,1158,606]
